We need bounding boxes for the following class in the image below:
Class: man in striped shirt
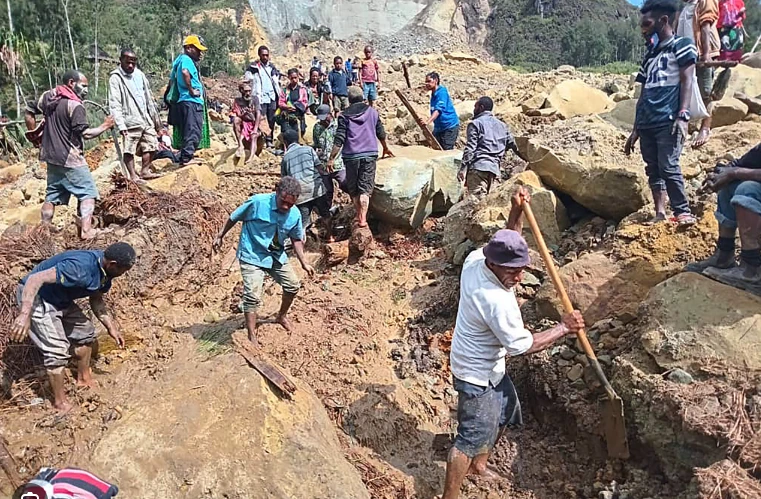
[625,0,698,226]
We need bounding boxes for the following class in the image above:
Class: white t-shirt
[450,249,534,387]
[677,1,697,40]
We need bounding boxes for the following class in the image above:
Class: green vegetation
[0,0,255,117]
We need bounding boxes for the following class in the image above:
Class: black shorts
[297,194,331,228]
[344,156,377,197]
[434,126,459,150]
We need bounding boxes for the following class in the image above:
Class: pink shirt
[360,58,379,83]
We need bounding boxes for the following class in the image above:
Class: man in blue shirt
[213,176,315,347]
[423,72,460,150]
[171,35,207,166]
[625,0,698,226]
[11,242,136,413]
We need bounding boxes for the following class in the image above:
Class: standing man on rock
[327,86,393,228]
[231,81,262,161]
[329,56,352,113]
[245,46,282,148]
[24,70,115,239]
[11,242,136,412]
[443,188,585,499]
[676,0,720,148]
[108,48,162,182]
[360,45,380,107]
[687,142,761,287]
[171,35,207,166]
[624,0,698,226]
[213,177,315,347]
[458,97,525,197]
[423,72,460,150]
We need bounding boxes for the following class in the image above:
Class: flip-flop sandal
[672,214,697,226]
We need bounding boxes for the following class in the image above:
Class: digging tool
[395,89,442,150]
[522,200,630,459]
[697,60,738,69]
[402,61,411,89]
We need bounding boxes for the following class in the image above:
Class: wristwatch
[677,109,691,122]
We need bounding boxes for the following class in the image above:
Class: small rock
[667,368,694,384]
[567,363,584,381]
[559,345,577,361]
[203,311,221,323]
[598,354,613,367]
[521,271,541,287]
[570,379,586,390]
[599,492,614,499]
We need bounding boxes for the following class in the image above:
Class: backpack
[164,58,183,125]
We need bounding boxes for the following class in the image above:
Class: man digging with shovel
[443,187,586,499]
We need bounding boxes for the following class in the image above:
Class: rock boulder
[640,272,761,372]
[148,164,219,193]
[454,100,476,121]
[370,146,463,228]
[600,99,637,131]
[443,51,480,63]
[544,80,614,119]
[711,97,749,128]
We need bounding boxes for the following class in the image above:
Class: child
[360,45,380,107]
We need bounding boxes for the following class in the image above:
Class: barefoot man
[443,188,585,499]
[11,242,136,412]
[213,176,315,347]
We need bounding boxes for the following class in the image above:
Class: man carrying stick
[443,188,585,499]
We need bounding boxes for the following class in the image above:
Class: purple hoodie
[334,102,386,158]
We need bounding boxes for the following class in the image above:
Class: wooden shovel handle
[522,200,598,362]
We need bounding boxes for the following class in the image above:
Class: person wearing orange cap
[169,35,208,166]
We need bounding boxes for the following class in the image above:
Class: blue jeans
[716,180,761,229]
[452,375,522,458]
[639,124,690,216]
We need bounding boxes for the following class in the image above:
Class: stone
[21,177,46,202]
[557,65,575,74]
[89,343,369,498]
[666,368,694,385]
[735,92,761,114]
[7,190,24,207]
[525,107,557,117]
[521,93,547,113]
[711,97,749,128]
[0,163,25,183]
[370,146,463,228]
[559,345,577,361]
[408,55,420,66]
[723,64,761,99]
[454,100,476,121]
[517,120,649,220]
[442,171,570,258]
[485,62,503,71]
[391,61,402,72]
[611,92,630,103]
[396,106,409,118]
[640,272,761,372]
[534,253,650,325]
[148,164,219,193]
[390,117,407,134]
[544,80,614,119]
[443,51,480,63]
[599,491,614,499]
[567,364,584,381]
[453,240,476,265]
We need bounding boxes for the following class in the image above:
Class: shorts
[123,126,158,155]
[333,95,349,111]
[696,66,715,102]
[45,164,99,206]
[17,285,96,369]
[298,194,331,228]
[716,180,761,229]
[434,126,459,150]
[344,156,377,197]
[239,260,301,312]
[362,82,378,101]
[452,375,523,458]
[466,169,496,197]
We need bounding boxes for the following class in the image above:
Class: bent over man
[443,188,585,499]
[12,243,136,412]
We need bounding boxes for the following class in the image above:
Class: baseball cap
[316,104,331,120]
[183,35,208,51]
[483,229,531,268]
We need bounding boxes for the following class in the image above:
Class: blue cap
[483,229,531,268]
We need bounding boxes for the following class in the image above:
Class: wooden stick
[395,89,442,150]
[401,61,411,89]
[697,60,738,68]
[750,34,761,55]
[232,332,296,399]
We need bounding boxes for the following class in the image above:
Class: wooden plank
[232,332,296,399]
[696,60,738,68]
[395,89,442,150]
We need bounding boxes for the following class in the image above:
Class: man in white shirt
[244,45,282,148]
[443,188,585,499]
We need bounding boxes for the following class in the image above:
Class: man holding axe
[443,187,585,499]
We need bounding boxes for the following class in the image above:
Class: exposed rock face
[600,98,636,131]
[89,346,370,499]
[544,79,614,119]
[370,146,462,228]
[639,272,761,372]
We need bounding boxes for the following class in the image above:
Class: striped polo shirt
[635,36,698,130]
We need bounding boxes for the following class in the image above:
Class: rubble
[544,79,615,119]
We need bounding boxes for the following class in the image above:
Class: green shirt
[313,120,344,173]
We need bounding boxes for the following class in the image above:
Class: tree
[746,0,761,52]
[561,19,614,66]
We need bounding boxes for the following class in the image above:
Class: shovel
[522,199,630,459]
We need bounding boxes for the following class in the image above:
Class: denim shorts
[46,164,99,206]
[363,82,378,101]
[453,375,523,458]
[716,180,761,229]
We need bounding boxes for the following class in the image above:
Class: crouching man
[213,176,315,347]
[11,242,136,412]
[686,142,761,288]
[443,188,585,499]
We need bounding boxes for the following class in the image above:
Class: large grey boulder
[370,146,463,228]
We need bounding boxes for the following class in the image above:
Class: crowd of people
[11,0,761,496]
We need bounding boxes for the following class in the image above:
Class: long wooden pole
[395,89,442,150]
